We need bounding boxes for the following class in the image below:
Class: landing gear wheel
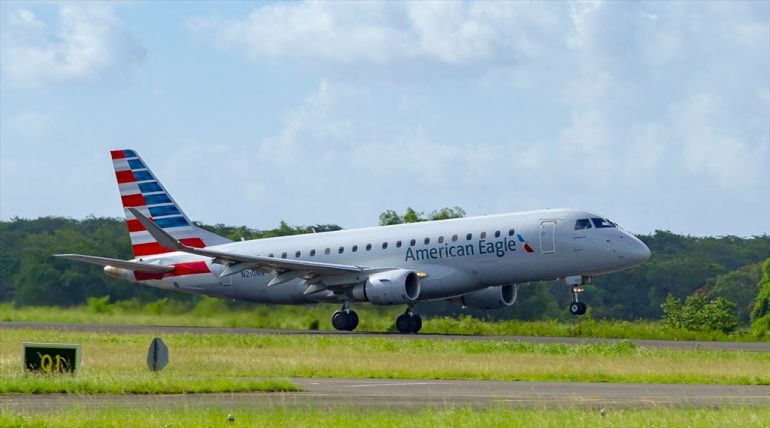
[347,310,359,331]
[332,310,348,331]
[569,302,580,315]
[411,314,422,333]
[396,313,422,334]
[331,310,359,331]
[569,301,587,315]
[578,302,587,315]
[396,314,413,333]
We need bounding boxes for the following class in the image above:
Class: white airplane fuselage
[117,208,650,304]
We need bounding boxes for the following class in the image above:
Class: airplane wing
[54,254,175,274]
[128,208,372,288]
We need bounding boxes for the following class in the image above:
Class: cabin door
[540,221,556,254]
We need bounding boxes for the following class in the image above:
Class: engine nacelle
[351,269,421,305]
[449,284,518,310]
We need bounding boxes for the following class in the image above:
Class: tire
[332,310,350,331]
[569,303,581,315]
[577,302,587,315]
[411,314,422,333]
[396,314,413,334]
[347,310,359,331]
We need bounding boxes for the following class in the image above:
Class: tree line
[1,210,768,331]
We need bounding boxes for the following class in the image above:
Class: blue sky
[1,1,768,237]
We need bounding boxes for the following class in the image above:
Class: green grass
[0,374,297,394]
[2,329,768,394]
[1,301,763,341]
[2,407,769,428]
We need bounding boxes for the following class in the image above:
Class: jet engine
[450,284,518,310]
[351,269,420,305]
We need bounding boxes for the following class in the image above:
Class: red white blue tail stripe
[111,149,229,257]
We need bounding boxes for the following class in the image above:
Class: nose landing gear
[395,307,422,334]
[566,276,588,315]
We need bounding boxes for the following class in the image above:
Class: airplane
[57,149,651,333]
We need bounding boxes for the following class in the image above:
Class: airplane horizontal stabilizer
[55,254,175,274]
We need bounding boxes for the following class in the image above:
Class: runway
[2,378,768,411]
[3,322,768,352]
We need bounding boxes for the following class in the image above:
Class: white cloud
[259,80,356,165]
[566,0,602,49]
[258,81,549,186]
[189,2,565,69]
[675,93,761,188]
[0,4,145,86]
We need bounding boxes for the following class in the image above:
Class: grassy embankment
[2,407,769,428]
[1,301,762,342]
[1,328,768,394]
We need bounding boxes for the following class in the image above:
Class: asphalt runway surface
[2,321,769,352]
[2,378,769,412]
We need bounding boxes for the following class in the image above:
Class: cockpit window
[574,219,592,230]
[591,218,616,228]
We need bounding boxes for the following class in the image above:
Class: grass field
[1,328,767,394]
[2,406,769,428]
[1,301,761,342]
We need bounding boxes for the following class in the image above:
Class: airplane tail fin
[110,149,231,258]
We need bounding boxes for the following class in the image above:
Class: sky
[1,1,768,237]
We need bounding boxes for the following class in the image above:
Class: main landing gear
[396,307,422,334]
[566,276,588,316]
[331,303,359,331]
[330,304,422,334]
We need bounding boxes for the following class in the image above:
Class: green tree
[661,293,738,333]
[428,207,466,221]
[378,210,403,226]
[707,262,763,324]
[402,208,425,223]
[750,259,770,337]
[379,207,465,225]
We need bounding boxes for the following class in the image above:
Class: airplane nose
[638,241,651,262]
[630,237,651,264]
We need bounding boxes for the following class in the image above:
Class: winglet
[128,207,187,252]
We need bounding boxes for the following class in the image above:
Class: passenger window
[438,236,444,244]
[495,230,501,238]
[575,219,592,230]
[325,248,331,255]
[295,251,301,258]
[424,237,430,245]
[396,240,402,248]
[339,246,344,254]
[452,234,458,242]
[466,233,472,241]
[592,218,616,228]
[352,245,358,252]
[480,232,487,239]
[366,243,372,251]
[310,249,316,256]
[281,252,287,259]
[382,242,388,249]
[508,229,515,236]
[410,239,416,246]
